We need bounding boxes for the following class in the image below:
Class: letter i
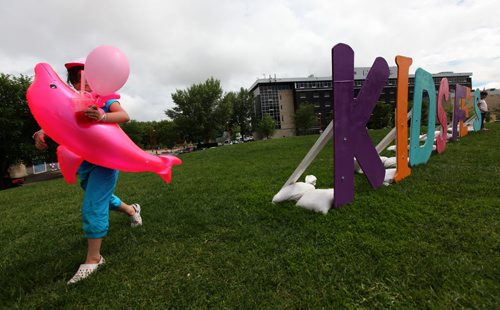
[394,56,412,182]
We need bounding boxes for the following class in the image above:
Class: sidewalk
[24,170,62,184]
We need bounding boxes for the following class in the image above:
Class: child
[478,90,489,131]
[33,58,142,284]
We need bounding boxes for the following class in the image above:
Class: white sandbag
[383,157,397,168]
[304,175,317,186]
[383,168,396,186]
[272,182,315,203]
[355,156,388,174]
[379,156,388,164]
[296,188,334,214]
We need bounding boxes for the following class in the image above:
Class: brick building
[250,68,472,137]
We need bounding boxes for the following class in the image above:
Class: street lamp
[318,112,323,133]
[149,128,157,153]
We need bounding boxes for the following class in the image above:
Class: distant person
[478,90,489,131]
[32,58,142,284]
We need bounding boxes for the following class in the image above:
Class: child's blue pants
[78,162,122,239]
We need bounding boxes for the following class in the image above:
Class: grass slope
[0,124,499,308]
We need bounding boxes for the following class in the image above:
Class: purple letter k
[332,43,389,208]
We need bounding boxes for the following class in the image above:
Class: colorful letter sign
[329,43,484,208]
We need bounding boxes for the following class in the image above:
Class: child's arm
[84,102,130,124]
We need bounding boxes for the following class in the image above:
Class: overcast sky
[1,0,499,121]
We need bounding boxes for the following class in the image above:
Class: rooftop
[250,68,473,91]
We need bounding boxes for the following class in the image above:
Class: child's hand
[84,105,106,121]
[33,130,48,150]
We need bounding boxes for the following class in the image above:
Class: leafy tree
[141,122,158,150]
[231,124,241,140]
[213,93,233,136]
[225,88,254,135]
[0,74,44,189]
[120,120,144,147]
[367,101,394,129]
[121,119,179,150]
[294,103,317,135]
[324,111,333,128]
[166,78,225,143]
[155,120,178,149]
[257,114,276,139]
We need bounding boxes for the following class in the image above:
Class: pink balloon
[85,46,130,96]
[26,63,181,184]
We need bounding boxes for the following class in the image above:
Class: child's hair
[480,90,488,99]
[67,66,84,85]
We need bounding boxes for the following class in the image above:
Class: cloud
[1,0,499,120]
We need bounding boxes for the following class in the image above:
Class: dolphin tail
[57,146,84,184]
[158,155,182,184]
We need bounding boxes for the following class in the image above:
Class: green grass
[1,124,499,308]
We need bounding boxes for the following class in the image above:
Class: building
[249,68,472,138]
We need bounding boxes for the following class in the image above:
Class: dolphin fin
[158,155,182,184]
[57,146,83,184]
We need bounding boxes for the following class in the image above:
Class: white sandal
[67,256,105,284]
[129,203,142,228]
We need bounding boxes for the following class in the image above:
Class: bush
[367,101,394,129]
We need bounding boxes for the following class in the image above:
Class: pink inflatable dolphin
[26,63,181,184]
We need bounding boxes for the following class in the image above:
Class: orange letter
[459,87,471,137]
[394,56,412,182]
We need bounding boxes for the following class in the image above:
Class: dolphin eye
[50,83,57,89]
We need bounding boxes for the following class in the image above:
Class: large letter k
[332,43,390,208]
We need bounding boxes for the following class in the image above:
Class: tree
[120,120,145,147]
[257,114,276,139]
[155,120,178,149]
[225,88,254,136]
[166,78,226,143]
[294,103,317,135]
[0,73,44,189]
[213,92,233,136]
[231,124,241,140]
[367,101,394,129]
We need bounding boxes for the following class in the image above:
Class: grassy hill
[0,124,499,308]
